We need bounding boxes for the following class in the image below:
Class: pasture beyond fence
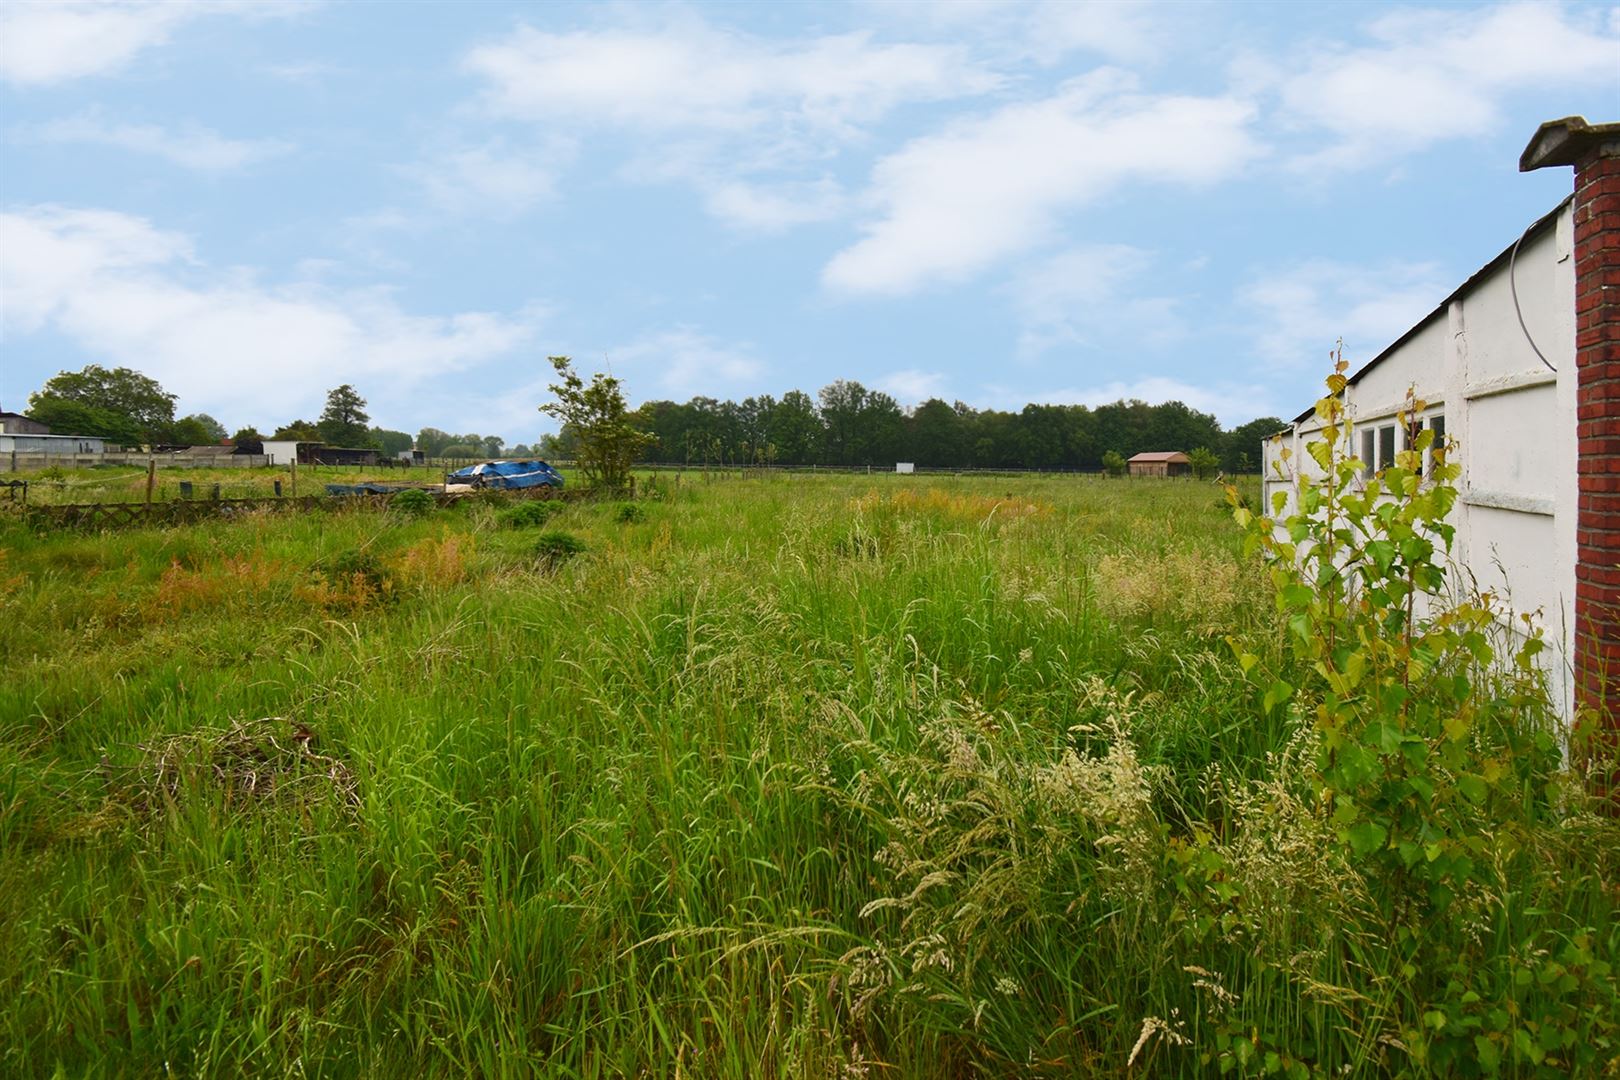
[12,484,573,531]
[5,451,1242,479]
[5,452,272,472]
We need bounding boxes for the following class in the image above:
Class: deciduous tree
[540,356,650,492]
[24,396,141,446]
[368,427,414,456]
[272,419,322,441]
[1188,446,1221,480]
[27,364,176,446]
[171,413,227,445]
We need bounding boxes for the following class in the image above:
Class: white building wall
[262,440,300,466]
[1264,200,1579,717]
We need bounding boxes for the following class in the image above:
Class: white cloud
[1267,3,1620,169]
[0,205,539,423]
[990,375,1276,427]
[409,137,573,217]
[702,178,846,233]
[1006,244,1184,355]
[877,368,951,404]
[0,1,309,87]
[824,71,1260,295]
[610,327,764,401]
[465,22,998,136]
[462,16,1000,231]
[21,112,291,171]
[860,0,1172,66]
[1241,259,1450,369]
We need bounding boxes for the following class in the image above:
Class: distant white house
[1264,116,1618,725]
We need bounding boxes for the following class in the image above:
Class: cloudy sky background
[2,0,1616,442]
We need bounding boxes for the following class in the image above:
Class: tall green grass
[0,474,1611,1076]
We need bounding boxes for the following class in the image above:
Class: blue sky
[2,1,1616,444]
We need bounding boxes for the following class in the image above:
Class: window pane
[1379,425,1396,470]
[1361,429,1375,478]
[1429,414,1446,468]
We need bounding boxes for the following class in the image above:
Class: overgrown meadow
[1,473,1614,1077]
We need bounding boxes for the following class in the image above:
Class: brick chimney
[1522,116,1620,780]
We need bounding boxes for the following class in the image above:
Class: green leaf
[1262,679,1293,714]
[1457,774,1488,805]
[1368,720,1403,754]
[1365,539,1396,575]
[1280,583,1314,609]
[1345,820,1387,856]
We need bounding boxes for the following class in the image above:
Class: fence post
[145,460,155,506]
[274,479,282,497]
[179,481,193,499]
[629,474,636,500]
[290,459,298,499]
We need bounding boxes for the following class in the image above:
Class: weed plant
[390,488,435,516]
[499,499,565,529]
[0,457,1611,1077]
[533,529,587,571]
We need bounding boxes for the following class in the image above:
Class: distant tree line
[21,368,512,459]
[23,365,1283,472]
[602,380,1280,473]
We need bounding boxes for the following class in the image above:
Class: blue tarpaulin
[446,460,565,490]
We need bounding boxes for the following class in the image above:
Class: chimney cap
[1520,115,1620,172]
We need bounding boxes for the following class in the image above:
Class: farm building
[1263,116,1617,728]
[1127,451,1191,477]
[169,443,248,460]
[0,412,51,435]
[0,432,106,455]
[261,440,380,467]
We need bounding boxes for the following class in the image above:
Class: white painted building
[1264,195,1580,713]
[1266,119,1620,746]
[261,440,302,466]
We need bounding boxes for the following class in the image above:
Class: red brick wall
[1574,148,1620,775]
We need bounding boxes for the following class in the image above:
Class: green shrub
[498,499,563,528]
[1220,357,1601,1075]
[390,487,435,516]
[1187,446,1220,480]
[534,529,585,569]
[612,501,645,524]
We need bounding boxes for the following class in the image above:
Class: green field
[1,474,1613,1077]
[5,463,492,506]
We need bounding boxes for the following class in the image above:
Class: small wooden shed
[1127,451,1191,477]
